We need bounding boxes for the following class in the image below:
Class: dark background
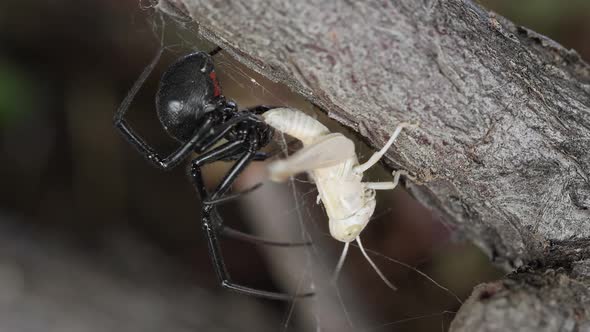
[0,0,587,331]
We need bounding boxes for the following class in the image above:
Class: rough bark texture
[157,0,590,329]
[450,260,590,332]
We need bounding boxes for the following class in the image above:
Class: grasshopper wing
[268,133,355,182]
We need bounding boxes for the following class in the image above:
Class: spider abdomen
[156,52,222,142]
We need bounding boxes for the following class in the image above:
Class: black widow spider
[114,47,313,301]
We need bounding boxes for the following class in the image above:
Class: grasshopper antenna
[357,237,397,291]
[331,241,350,284]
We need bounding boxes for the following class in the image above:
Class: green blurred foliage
[0,60,35,126]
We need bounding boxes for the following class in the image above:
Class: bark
[449,260,590,332]
[157,0,590,329]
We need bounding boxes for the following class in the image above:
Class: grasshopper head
[328,199,376,243]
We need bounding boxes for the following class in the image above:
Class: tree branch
[157,0,590,328]
[160,0,590,268]
[450,260,590,332]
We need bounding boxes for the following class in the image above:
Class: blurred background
[0,0,587,331]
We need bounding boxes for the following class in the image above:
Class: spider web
[214,60,467,331]
[141,10,496,332]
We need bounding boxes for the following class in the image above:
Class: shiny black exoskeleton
[114,48,311,301]
[116,51,273,176]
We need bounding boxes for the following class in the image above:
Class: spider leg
[253,152,270,161]
[116,117,213,170]
[189,140,258,206]
[209,46,222,57]
[191,146,314,299]
[202,139,259,203]
[113,47,217,170]
[195,113,261,153]
[189,145,311,247]
[203,149,270,204]
[221,151,268,162]
[193,140,244,170]
[190,141,260,206]
[242,105,276,115]
[202,211,314,300]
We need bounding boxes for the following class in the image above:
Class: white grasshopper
[262,108,416,290]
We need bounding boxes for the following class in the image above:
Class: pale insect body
[262,108,416,290]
